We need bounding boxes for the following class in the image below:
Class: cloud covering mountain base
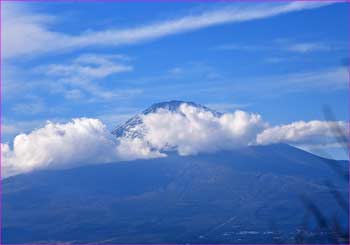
[1,103,346,178]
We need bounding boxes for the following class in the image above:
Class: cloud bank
[257,120,347,145]
[132,104,266,155]
[2,103,346,178]
[1,118,120,178]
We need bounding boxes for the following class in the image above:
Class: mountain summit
[143,100,218,114]
[111,100,220,138]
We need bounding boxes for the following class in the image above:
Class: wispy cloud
[3,1,334,59]
[2,124,21,136]
[215,43,262,51]
[44,54,133,79]
[36,53,130,78]
[285,42,332,53]
[1,119,48,142]
[215,40,345,54]
[199,67,348,97]
[3,53,140,120]
[280,67,347,91]
[264,57,292,64]
[35,53,137,101]
[12,100,46,115]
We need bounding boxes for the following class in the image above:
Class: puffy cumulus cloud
[116,137,166,160]
[118,104,346,157]
[257,120,347,146]
[1,117,166,178]
[2,118,119,178]
[132,104,267,155]
[2,104,347,178]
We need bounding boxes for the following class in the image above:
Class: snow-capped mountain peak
[111,100,220,138]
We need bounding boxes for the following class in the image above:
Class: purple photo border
[1,0,3,244]
[0,0,349,244]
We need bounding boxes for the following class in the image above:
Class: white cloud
[216,67,348,95]
[134,104,266,155]
[1,117,165,178]
[285,42,331,53]
[2,3,66,59]
[2,124,20,136]
[215,40,344,54]
[44,54,133,79]
[2,103,346,178]
[2,52,135,103]
[257,120,347,145]
[1,118,120,178]
[2,2,334,59]
[215,43,264,52]
[282,67,348,90]
[35,53,136,101]
[116,137,166,160]
[12,100,46,115]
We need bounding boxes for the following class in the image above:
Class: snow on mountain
[111,100,221,139]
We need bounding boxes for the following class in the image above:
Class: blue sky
[2,2,349,159]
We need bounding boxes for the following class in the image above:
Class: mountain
[2,144,348,244]
[111,100,221,138]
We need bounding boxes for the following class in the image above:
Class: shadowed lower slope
[2,144,348,244]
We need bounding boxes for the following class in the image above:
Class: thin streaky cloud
[3,1,335,59]
[42,54,133,79]
[35,53,136,101]
[286,42,331,53]
[215,41,345,53]
[200,67,348,96]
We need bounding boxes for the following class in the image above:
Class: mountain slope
[2,144,348,244]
